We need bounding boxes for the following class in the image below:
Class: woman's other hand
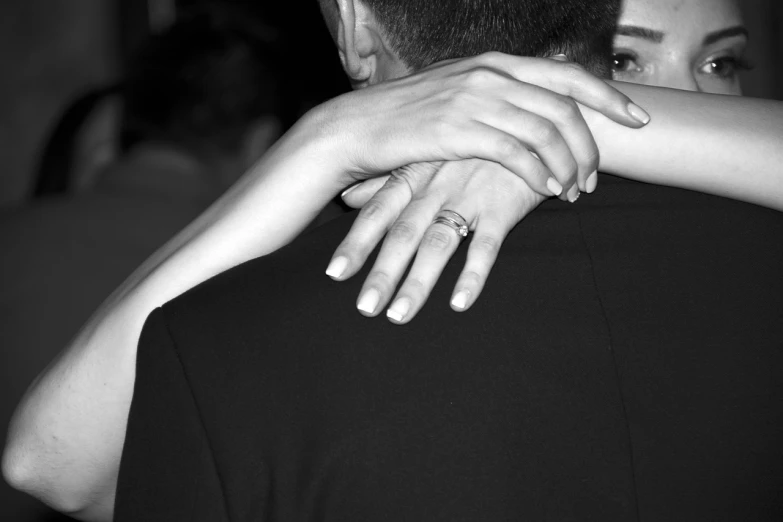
[327,159,545,323]
[311,52,649,200]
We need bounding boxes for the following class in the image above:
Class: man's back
[116,175,783,521]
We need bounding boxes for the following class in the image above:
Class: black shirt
[116,176,783,521]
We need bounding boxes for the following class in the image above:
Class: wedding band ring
[432,209,469,238]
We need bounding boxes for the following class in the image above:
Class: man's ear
[334,0,388,87]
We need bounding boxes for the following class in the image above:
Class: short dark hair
[361,0,620,76]
[122,5,285,155]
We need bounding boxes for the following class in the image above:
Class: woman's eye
[699,56,753,79]
[611,52,638,73]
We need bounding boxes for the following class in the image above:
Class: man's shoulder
[162,176,783,342]
[159,210,369,356]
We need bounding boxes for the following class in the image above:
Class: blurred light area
[148,0,177,34]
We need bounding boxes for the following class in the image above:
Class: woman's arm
[328,81,783,325]
[593,81,783,211]
[0,123,345,522]
[1,53,641,521]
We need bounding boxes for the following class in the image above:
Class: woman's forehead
[618,0,743,35]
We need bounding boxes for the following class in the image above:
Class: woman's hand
[327,159,545,323]
[312,51,649,200]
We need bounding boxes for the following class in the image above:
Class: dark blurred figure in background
[0,5,286,519]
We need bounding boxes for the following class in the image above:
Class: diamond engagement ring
[432,209,469,238]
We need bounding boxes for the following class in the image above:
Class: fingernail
[546,177,563,196]
[357,288,381,314]
[551,53,568,61]
[627,103,651,125]
[326,256,349,279]
[567,184,581,203]
[387,298,411,322]
[341,184,359,199]
[451,290,471,310]
[585,170,598,194]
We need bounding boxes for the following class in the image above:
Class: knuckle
[564,159,579,183]
[582,147,600,171]
[423,228,455,252]
[472,234,501,256]
[465,66,497,88]
[365,269,393,289]
[530,120,559,148]
[432,113,455,140]
[483,51,504,62]
[491,136,522,160]
[387,220,419,244]
[551,95,579,122]
[402,276,427,294]
[450,89,476,110]
[460,269,483,286]
[562,61,586,79]
[475,51,504,69]
[357,198,388,222]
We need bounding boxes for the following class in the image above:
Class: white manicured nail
[585,171,598,194]
[567,184,581,203]
[357,288,381,314]
[546,177,563,196]
[326,256,349,279]
[341,184,359,199]
[387,298,411,322]
[627,103,651,125]
[451,290,471,310]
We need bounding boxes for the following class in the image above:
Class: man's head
[122,5,285,176]
[319,0,621,87]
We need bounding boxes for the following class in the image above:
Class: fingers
[384,218,465,324]
[447,122,564,198]
[501,86,599,194]
[387,210,513,323]
[554,61,651,127]
[445,73,595,198]
[334,157,542,324]
[478,100,584,199]
[341,176,389,208]
[449,216,508,313]
[334,52,647,190]
[472,52,651,128]
[327,175,415,280]
[356,195,446,318]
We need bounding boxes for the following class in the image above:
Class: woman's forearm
[585,82,783,211]
[1,118,344,520]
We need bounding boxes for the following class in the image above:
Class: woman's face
[612,0,749,95]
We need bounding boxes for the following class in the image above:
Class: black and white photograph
[2,0,782,520]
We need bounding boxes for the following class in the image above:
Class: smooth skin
[4,0,783,519]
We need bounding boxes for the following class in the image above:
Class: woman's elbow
[2,430,95,517]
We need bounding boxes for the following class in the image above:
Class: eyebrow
[615,25,665,43]
[703,26,748,46]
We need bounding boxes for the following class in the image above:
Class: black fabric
[116,175,783,521]
[116,308,229,521]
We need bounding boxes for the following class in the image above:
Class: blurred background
[0,0,352,208]
[0,0,781,519]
